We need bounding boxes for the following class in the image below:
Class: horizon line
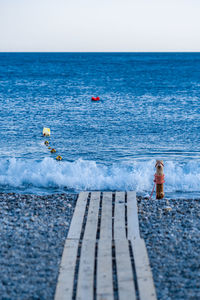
[0,51,200,54]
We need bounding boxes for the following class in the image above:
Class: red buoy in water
[91,96,100,101]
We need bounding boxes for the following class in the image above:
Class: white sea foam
[1,157,200,197]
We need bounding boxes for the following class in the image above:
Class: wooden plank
[76,240,96,300]
[54,239,79,300]
[84,192,101,240]
[68,192,89,239]
[76,192,100,300]
[115,239,136,300]
[114,192,126,240]
[100,192,113,240]
[97,240,113,300]
[127,191,140,239]
[131,238,157,300]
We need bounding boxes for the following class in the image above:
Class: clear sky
[0,0,200,52]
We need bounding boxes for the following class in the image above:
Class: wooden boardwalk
[55,191,157,300]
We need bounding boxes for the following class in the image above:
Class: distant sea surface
[0,52,200,198]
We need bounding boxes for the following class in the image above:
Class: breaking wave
[0,157,200,198]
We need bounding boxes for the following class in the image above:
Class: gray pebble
[163,206,172,213]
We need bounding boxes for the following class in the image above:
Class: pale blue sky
[0,0,200,52]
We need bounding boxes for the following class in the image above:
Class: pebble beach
[138,196,200,300]
[0,193,77,299]
[0,192,199,299]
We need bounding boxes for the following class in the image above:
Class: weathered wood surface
[114,191,126,240]
[76,192,100,300]
[84,192,100,240]
[132,238,157,300]
[100,192,112,240]
[76,240,96,300]
[67,192,89,239]
[55,191,157,300]
[115,239,136,300]
[97,240,113,300]
[127,191,140,239]
[54,239,79,300]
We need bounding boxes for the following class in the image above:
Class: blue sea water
[0,52,200,198]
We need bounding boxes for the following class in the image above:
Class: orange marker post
[155,160,165,199]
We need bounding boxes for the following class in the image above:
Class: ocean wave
[0,158,200,197]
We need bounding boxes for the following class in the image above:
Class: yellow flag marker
[43,128,50,136]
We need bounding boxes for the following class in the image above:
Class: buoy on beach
[51,148,56,153]
[43,128,50,136]
[91,97,100,101]
[44,141,49,146]
[56,155,62,161]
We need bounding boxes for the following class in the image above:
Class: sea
[0,52,200,198]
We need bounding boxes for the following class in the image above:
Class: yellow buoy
[48,147,51,149]
[44,141,49,146]
[56,155,62,161]
[43,128,50,136]
[51,148,56,153]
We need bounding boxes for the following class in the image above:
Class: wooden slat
[127,191,140,239]
[84,192,100,240]
[97,240,113,300]
[76,240,96,300]
[68,192,89,239]
[76,192,100,300]
[114,192,126,240]
[131,238,157,300]
[54,239,79,300]
[100,192,112,240]
[115,239,136,300]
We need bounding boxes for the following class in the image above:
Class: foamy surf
[0,157,200,198]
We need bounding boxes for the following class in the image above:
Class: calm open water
[0,52,200,198]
